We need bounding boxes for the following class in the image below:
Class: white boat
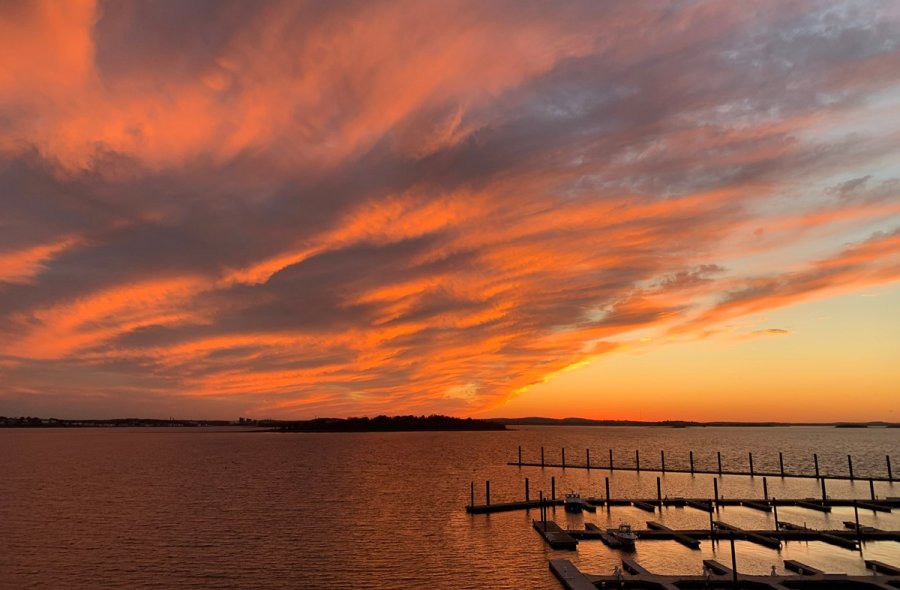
[610,523,637,546]
[564,491,583,513]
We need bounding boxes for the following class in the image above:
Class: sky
[1,1,899,421]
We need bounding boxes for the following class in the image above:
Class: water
[1,426,898,589]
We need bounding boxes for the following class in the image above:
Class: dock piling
[713,478,719,506]
[888,455,893,480]
[562,447,566,469]
[518,445,522,466]
[779,452,785,477]
[848,455,854,480]
[821,478,827,503]
[605,477,610,509]
[749,452,754,476]
[540,490,546,526]
[854,502,861,547]
[656,476,662,508]
[689,450,694,475]
[717,451,722,475]
[730,536,738,587]
[609,448,613,470]
[525,478,530,502]
[763,477,768,501]
[586,448,590,469]
[661,450,665,473]
[486,480,490,506]
[870,478,875,501]
[814,453,820,478]
[551,476,556,501]
[773,498,779,530]
[708,508,715,540]
[541,446,545,468]
[636,449,640,472]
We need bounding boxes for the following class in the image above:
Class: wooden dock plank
[646,521,701,549]
[508,461,899,482]
[795,500,832,512]
[621,559,650,575]
[844,520,881,532]
[855,500,892,512]
[533,520,578,550]
[784,560,824,575]
[702,560,731,575]
[865,560,900,575]
[686,499,714,512]
[548,560,597,590]
[570,559,900,590]
[743,500,773,512]
[817,532,858,550]
[716,520,781,549]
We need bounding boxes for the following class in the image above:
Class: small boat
[610,523,637,546]
[564,491,584,513]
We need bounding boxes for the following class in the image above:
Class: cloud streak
[1,0,899,417]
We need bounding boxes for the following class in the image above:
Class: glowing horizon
[1,1,899,421]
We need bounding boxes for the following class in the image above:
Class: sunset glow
[1,1,899,420]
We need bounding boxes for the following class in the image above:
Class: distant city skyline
[1,1,898,421]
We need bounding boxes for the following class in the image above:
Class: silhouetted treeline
[0,416,233,428]
[278,415,506,432]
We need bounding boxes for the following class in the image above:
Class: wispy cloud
[1,0,899,417]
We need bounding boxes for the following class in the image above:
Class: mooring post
[562,447,566,469]
[888,455,893,480]
[470,481,474,508]
[717,451,722,475]
[814,453,820,478]
[656,476,662,508]
[636,449,640,472]
[605,477,611,509]
[709,509,715,541]
[730,536,738,587]
[540,490,546,527]
[821,478,827,503]
[541,446,545,467]
[763,477,768,501]
[773,498,779,530]
[869,478,875,501]
[525,478,530,502]
[779,452,784,477]
[713,477,719,505]
[551,476,556,501]
[690,450,695,474]
[749,452,754,476]
[848,455,854,480]
[661,450,666,473]
[854,501,861,547]
[486,480,490,506]
[609,448,614,470]
[518,445,522,466]
[586,448,591,469]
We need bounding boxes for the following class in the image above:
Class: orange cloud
[1,1,899,419]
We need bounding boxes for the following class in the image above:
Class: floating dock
[715,520,781,549]
[530,522,898,550]
[646,521,701,549]
[551,558,900,589]
[533,520,578,550]
[512,446,897,482]
[467,494,899,514]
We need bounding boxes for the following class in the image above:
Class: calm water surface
[1,426,898,589]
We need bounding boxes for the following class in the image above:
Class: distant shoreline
[1,415,896,429]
